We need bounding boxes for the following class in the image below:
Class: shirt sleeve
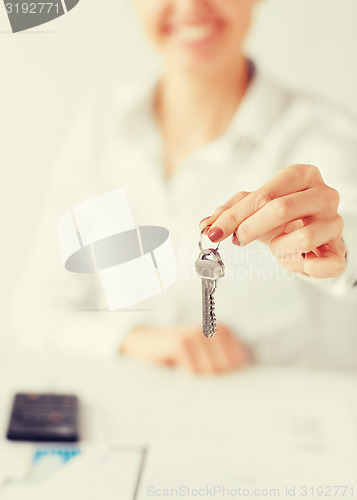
[283,104,357,299]
[8,107,154,359]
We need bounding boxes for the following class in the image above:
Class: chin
[165,49,236,77]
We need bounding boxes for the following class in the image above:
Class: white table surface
[1,348,357,498]
[1,348,357,444]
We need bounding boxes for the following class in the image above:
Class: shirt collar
[116,61,292,153]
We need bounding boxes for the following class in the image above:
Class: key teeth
[209,294,217,336]
[201,282,218,338]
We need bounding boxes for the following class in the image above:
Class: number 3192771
[5,3,60,14]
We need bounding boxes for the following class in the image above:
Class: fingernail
[208,227,223,242]
[232,231,241,246]
[199,216,211,225]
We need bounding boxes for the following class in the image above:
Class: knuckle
[254,190,275,211]
[332,258,346,277]
[236,190,250,203]
[338,236,347,254]
[226,191,250,207]
[179,334,193,352]
[308,164,320,176]
[294,163,320,183]
[230,190,249,201]
[213,205,227,216]
[268,239,277,255]
[272,198,292,221]
[327,187,340,209]
[269,239,284,258]
[225,209,239,227]
[298,227,314,250]
[335,215,344,235]
[238,222,250,240]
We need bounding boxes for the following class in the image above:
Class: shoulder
[257,66,357,138]
[53,78,156,191]
[258,70,357,176]
[266,70,357,143]
[69,77,157,144]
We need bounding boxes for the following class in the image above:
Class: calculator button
[49,412,63,424]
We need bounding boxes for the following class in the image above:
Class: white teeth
[175,23,214,42]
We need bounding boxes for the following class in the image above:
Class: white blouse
[10,66,357,369]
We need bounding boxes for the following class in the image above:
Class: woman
[11,0,357,372]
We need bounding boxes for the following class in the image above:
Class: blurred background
[1,0,357,332]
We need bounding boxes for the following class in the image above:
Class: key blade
[201,279,217,338]
[196,248,224,339]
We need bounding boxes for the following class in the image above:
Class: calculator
[6,393,80,442]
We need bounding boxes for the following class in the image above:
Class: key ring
[199,226,220,252]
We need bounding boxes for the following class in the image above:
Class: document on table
[138,442,357,499]
[1,445,145,500]
[0,443,33,487]
[2,394,357,500]
[137,398,357,499]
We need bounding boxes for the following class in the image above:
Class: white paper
[98,253,162,310]
[154,235,177,289]
[137,399,357,499]
[57,209,81,263]
[57,189,177,309]
[1,446,144,500]
[72,189,136,246]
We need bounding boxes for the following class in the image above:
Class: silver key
[195,248,225,338]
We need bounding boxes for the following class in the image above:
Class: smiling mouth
[166,21,223,44]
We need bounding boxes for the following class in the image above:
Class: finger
[303,244,346,278]
[207,164,326,242]
[199,192,249,232]
[284,219,305,233]
[256,163,324,197]
[176,341,197,373]
[215,325,250,369]
[279,253,305,274]
[269,216,344,257]
[176,332,199,372]
[178,333,215,374]
[233,218,304,247]
[196,339,222,373]
[228,336,251,368]
[204,334,233,373]
[235,188,336,246]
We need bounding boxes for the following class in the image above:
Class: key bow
[195,248,225,281]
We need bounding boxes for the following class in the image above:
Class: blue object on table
[33,446,81,464]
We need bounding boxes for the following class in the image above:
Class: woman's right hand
[120,324,251,374]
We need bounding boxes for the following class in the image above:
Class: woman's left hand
[200,164,346,278]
